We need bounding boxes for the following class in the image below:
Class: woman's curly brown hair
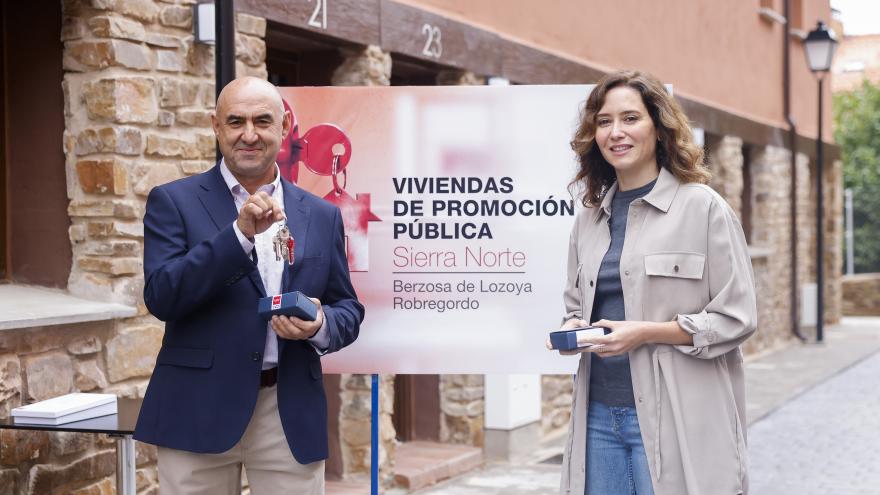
[570,70,709,207]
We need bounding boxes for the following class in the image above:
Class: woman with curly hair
[553,70,757,494]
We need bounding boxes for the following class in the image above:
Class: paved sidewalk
[749,349,880,494]
[745,317,880,425]
[407,317,880,494]
[411,464,562,495]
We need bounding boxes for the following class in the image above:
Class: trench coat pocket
[155,347,214,368]
[645,252,705,280]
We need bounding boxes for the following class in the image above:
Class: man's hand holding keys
[237,191,285,239]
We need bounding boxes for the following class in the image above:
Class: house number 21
[308,0,327,29]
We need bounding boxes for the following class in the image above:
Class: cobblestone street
[748,349,880,494]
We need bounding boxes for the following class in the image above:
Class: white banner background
[281,85,595,373]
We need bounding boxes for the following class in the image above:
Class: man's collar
[219,158,281,195]
[598,166,680,217]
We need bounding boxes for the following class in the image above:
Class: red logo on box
[271,295,282,310]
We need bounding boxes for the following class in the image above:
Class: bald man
[134,77,364,494]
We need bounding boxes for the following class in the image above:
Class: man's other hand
[270,298,325,340]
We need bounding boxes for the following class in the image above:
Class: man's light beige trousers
[157,385,324,495]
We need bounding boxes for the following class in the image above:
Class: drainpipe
[215,0,235,161]
[784,0,808,341]
[216,0,235,98]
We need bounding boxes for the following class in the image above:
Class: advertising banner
[278,85,593,373]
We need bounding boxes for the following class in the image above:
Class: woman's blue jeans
[586,401,655,495]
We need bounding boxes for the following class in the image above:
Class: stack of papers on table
[11,393,117,425]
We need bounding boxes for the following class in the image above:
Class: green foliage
[834,79,880,273]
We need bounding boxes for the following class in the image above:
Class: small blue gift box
[258,291,318,321]
[549,327,607,351]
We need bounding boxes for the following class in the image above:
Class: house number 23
[421,23,442,58]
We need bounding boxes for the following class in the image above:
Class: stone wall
[706,135,744,220]
[436,70,486,86]
[704,136,847,343]
[0,321,160,495]
[541,375,573,438]
[331,45,391,87]
[63,1,267,307]
[338,374,395,484]
[0,1,266,493]
[439,375,484,447]
[795,152,813,333]
[733,144,843,354]
[826,159,844,324]
[742,145,795,354]
[799,157,845,328]
[842,273,880,316]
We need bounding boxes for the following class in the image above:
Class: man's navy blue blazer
[134,164,364,464]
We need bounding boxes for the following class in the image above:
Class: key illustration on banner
[277,99,381,272]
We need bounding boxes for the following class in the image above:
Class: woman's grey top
[588,178,657,408]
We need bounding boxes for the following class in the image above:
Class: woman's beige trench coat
[559,167,758,495]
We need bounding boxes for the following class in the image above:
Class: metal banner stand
[371,374,379,495]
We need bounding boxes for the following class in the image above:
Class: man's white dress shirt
[221,159,329,369]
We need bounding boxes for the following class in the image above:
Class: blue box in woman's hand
[549,327,607,351]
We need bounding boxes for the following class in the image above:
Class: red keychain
[287,237,295,266]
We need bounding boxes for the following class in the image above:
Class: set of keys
[272,220,295,266]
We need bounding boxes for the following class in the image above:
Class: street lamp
[804,20,838,343]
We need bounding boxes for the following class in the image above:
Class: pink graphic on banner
[324,189,380,273]
[277,100,302,182]
[277,100,381,272]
